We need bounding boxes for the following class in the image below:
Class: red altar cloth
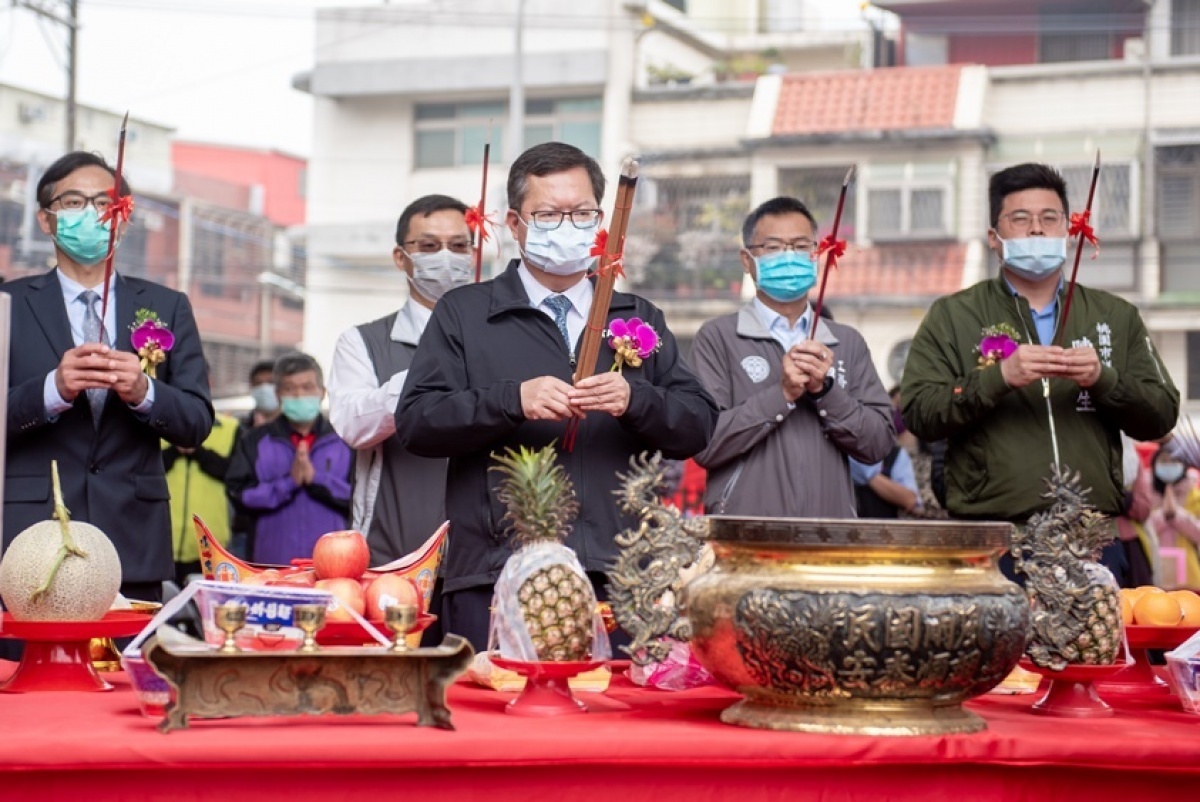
[0,661,1197,802]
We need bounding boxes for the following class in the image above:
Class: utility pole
[508,0,526,162]
[14,0,79,150]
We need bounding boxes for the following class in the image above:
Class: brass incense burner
[609,456,1030,736]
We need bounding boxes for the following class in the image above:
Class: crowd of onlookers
[164,354,353,588]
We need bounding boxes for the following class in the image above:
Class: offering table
[0,661,1196,802]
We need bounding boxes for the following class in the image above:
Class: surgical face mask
[521,219,597,276]
[52,207,113,266]
[406,248,474,302]
[997,235,1066,281]
[250,383,278,412]
[1155,461,1187,485]
[754,251,817,303]
[280,395,321,424]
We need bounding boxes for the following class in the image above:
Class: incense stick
[807,165,855,339]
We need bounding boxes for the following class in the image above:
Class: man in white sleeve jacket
[327,194,474,566]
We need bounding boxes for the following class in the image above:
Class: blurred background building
[295,0,1200,406]
[0,85,307,396]
[2,0,1198,407]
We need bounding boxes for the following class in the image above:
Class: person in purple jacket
[226,352,353,565]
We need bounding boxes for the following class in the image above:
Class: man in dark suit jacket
[3,151,214,608]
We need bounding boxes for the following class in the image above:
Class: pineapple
[491,445,597,662]
[1014,464,1123,670]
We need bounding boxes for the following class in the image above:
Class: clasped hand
[1000,344,1103,389]
[55,343,148,405]
[781,341,834,402]
[291,443,315,485]
[521,373,631,421]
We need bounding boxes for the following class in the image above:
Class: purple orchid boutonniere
[130,309,174,379]
[976,323,1021,368]
[607,317,660,373]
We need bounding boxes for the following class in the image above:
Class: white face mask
[406,248,473,302]
[520,219,597,276]
[997,235,1067,281]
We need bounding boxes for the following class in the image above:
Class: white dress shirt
[752,297,813,352]
[327,298,432,534]
[328,298,432,450]
[44,270,155,417]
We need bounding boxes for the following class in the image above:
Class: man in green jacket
[901,163,1179,583]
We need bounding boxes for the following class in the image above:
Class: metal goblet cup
[384,603,418,652]
[214,602,248,654]
[293,603,327,653]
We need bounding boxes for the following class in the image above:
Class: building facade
[298,0,1200,403]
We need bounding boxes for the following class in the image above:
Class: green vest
[166,413,239,563]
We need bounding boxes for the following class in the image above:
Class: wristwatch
[810,376,835,400]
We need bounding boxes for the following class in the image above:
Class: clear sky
[0,0,869,157]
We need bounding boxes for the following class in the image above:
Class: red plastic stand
[0,611,150,693]
[490,655,605,717]
[1099,625,1198,695]
[1019,658,1129,718]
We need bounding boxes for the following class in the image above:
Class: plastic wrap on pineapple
[1015,464,1127,670]
[488,541,611,663]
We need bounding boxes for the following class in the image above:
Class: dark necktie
[79,289,108,425]
[543,294,573,349]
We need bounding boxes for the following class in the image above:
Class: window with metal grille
[1173,0,1200,56]
[1037,8,1125,63]
[778,165,859,238]
[414,97,602,169]
[626,173,749,292]
[1158,145,1200,240]
[1059,162,1134,236]
[864,163,952,241]
[1189,331,1200,400]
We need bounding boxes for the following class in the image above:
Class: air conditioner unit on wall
[17,103,48,125]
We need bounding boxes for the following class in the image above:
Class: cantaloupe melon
[0,461,121,621]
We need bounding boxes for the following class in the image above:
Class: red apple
[364,574,424,622]
[312,530,371,580]
[315,577,366,622]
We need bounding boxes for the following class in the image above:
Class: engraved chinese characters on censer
[609,454,1031,736]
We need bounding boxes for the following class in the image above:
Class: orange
[1121,587,1143,604]
[1133,592,1184,626]
[1137,585,1167,595]
[1120,593,1135,627]
[1168,590,1200,627]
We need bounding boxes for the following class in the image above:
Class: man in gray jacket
[691,196,894,517]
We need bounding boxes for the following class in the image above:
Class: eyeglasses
[402,238,473,254]
[1000,210,1066,231]
[746,238,817,255]
[48,190,114,214]
[522,209,603,231]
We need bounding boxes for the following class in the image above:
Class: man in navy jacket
[4,151,214,606]
[396,142,717,649]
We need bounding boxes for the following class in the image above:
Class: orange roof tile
[772,66,963,137]
[825,242,967,299]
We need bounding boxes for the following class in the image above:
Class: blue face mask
[998,236,1066,281]
[280,395,321,424]
[53,207,113,266]
[754,251,817,303]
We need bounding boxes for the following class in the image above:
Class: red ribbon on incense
[1069,210,1100,259]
